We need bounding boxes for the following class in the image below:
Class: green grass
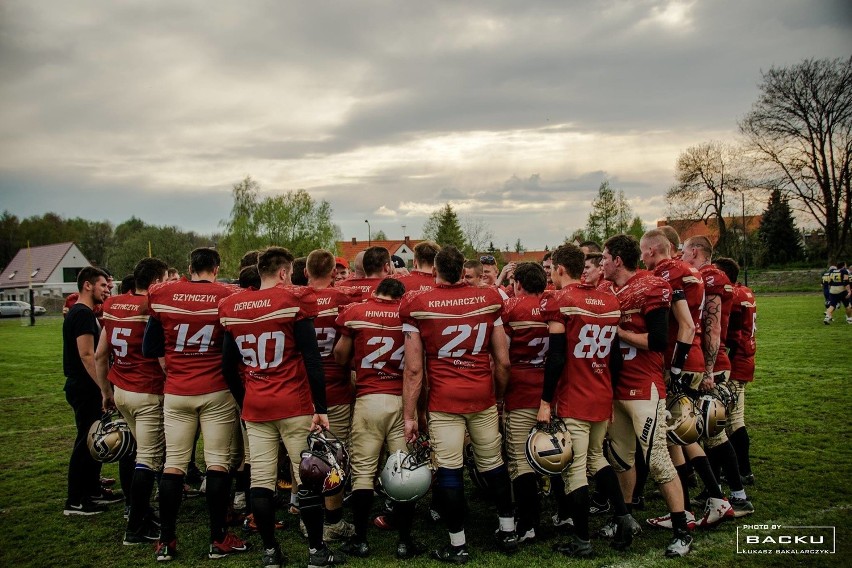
[0,298,849,567]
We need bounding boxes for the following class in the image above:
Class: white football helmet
[525,420,573,475]
[87,411,135,463]
[380,435,433,502]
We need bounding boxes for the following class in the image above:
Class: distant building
[336,236,422,268]
[0,242,92,301]
[501,250,549,264]
[657,216,761,248]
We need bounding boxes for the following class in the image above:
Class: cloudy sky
[1,1,850,250]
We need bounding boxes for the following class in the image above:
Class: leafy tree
[585,181,633,243]
[667,141,750,255]
[627,216,645,240]
[372,229,387,241]
[0,211,22,269]
[758,189,802,266]
[514,238,525,253]
[422,203,466,250]
[741,56,852,261]
[106,221,212,277]
[219,177,340,275]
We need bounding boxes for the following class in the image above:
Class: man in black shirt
[63,266,119,515]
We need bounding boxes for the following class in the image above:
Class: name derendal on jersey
[501,294,549,412]
[218,284,318,422]
[102,292,165,394]
[540,283,621,421]
[652,257,705,373]
[148,279,239,396]
[336,296,405,397]
[614,273,672,401]
[400,283,503,414]
[313,285,361,407]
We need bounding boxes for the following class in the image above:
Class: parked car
[0,300,47,317]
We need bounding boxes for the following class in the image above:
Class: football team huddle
[61,226,758,568]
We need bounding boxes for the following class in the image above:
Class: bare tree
[740,56,852,261]
[667,141,750,254]
[461,215,494,254]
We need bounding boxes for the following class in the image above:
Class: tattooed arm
[701,293,722,390]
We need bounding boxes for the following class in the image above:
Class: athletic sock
[689,455,724,499]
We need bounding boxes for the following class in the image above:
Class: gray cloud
[1,0,850,249]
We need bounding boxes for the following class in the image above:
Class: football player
[333,277,426,559]
[537,245,637,556]
[682,237,754,517]
[396,240,440,292]
[345,246,394,300]
[600,235,692,558]
[305,249,361,542]
[62,266,118,516]
[462,260,484,287]
[639,230,733,530]
[143,248,246,562]
[95,257,169,542]
[220,246,336,568]
[500,262,550,543]
[824,261,851,324]
[400,246,517,563]
[713,257,757,485]
[541,252,555,289]
[581,252,603,288]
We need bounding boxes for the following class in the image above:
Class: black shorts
[828,292,850,309]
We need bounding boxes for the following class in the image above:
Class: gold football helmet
[666,394,703,445]
[87,411,136,463]
[525,420,573,475]
[696,394,728,439]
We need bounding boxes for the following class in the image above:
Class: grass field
[0,294,849,567]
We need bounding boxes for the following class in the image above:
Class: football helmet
[381,435,433,502]
[696,394,727,439]
[87,411,136,463]
[713,381,737,414]
[525,420,573,475]
[665,394,703,445]
[298,428,350,495]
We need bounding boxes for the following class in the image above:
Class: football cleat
[208,532,248,559]
[588,495,611,515]
[553,534,593,558]
[155,539,177,562]
[611,514,641,550]
[396,539,427,560]
[665,530,692,557]
[495,530,519,554]
[646,510,696,530]
[308,546,347,568]
[599,515,642,539]
[552,512,574,528]
[695,497,734,528]
[262,546,285,568]
[730,496,755,517]
[339,538,370,558]
[433,543,470,564]
[741,473,756,486]
[89,488,124,505]
[323,519,355,542]
[122,521,160,545]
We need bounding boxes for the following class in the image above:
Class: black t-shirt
[63,303,101,394]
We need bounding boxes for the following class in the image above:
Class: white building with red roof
[0,242,93,301]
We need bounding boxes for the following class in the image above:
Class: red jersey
[148,279,239,396]
[344,277,384,301]
[312,286,361,406]
[541,284,621,421]
[501,294,549,412]
[336,297,405,397]
[395,270,436,292]
[101,293,165,395]
[653,258,705,373]
[399,283,504,414]
[699,265,734,372]
[218,285,318,422]
[728,284,757,382]
[613,273,672,401]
